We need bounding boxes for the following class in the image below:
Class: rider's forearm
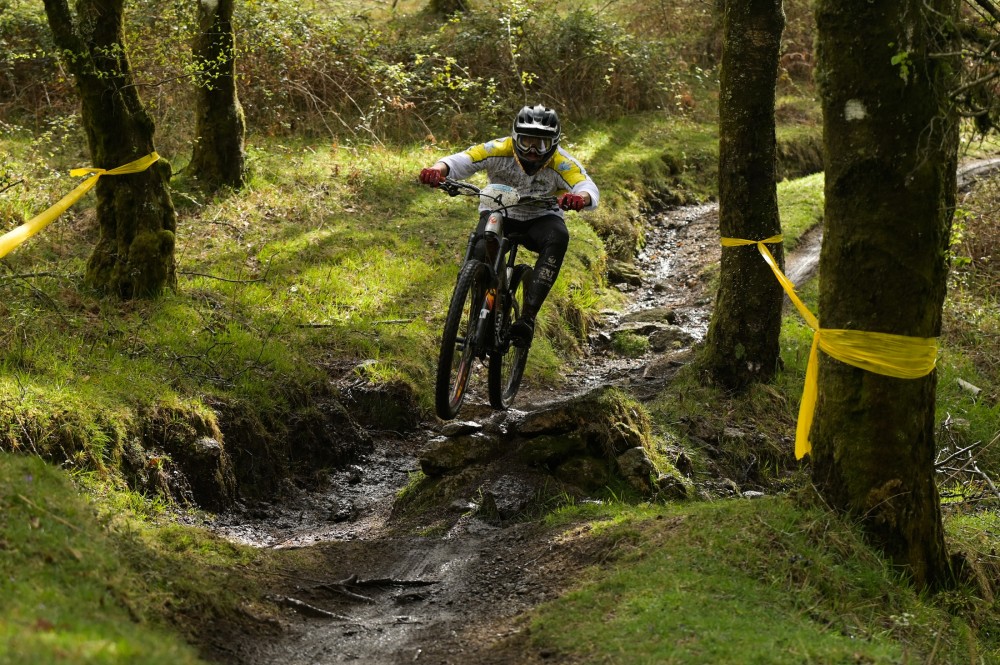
[576,183,599,209]
[433,162,450,176]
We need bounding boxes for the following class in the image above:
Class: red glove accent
[419,168,444,186]
[558,193,586,211]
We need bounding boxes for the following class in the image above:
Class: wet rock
[589,331,614,350]
[603,420,648,458]
[654,472,690,501]
[607,259,643,286]
[419,433,501,477]
[144,406,237,511]
[554,456,611,492]
[402,388,664,520]
[329,499,357,522]
[648,325,695,352]
[616,447,656,494]
[440,421,483,437]
[346,464,364,484]
[716,478,741,496]
[515,432,589,467]
[449,499,478,513]
[620,307,678,325]
[674,451,694,477]
[516,408,579,437]
[478,472,568,522]
[517,389,653,456]
[641,353,688,380]
[612,321,671,337]
[340,379,421,431]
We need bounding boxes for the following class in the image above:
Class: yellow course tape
[721,236,938,459]
[0,152,160,260]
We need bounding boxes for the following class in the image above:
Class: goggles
[514,134,553,153]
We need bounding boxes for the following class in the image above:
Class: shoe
[510,316,535,347]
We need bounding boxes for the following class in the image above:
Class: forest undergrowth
[0,0,999,663]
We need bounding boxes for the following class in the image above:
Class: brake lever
[438,180,461,197]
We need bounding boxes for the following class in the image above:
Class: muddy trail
[197,158,1000,664]
[205,203,815,665]
[197,198,830,665]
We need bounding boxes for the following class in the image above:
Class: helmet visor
[515,134,552,154]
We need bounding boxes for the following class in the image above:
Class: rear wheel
[436,260,488,420]
[488,264,533,409]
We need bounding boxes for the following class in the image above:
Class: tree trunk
[190,0,247,191]
[812,0,959,589]
[701,0,785,389]
[42,0,176,298]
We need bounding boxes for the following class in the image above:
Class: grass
[778,171,824,249]
[0,455,207,663]
[526,497,990,664]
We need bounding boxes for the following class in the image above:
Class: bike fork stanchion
[462,232,477,264]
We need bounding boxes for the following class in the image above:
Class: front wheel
[488,264,533,410]
[436,260,489,420]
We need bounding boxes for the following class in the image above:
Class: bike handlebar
[437,177,559,212]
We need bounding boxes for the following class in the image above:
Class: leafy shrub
[2,0,702,146]
[0,0,73,125]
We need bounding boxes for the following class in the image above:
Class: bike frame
[459,212,523,357]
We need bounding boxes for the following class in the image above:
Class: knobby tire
[488,264,533,410]
[435,260,488,420]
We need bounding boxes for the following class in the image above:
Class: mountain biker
[418,104,599,346]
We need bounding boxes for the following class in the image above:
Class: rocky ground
[202,200,823,665]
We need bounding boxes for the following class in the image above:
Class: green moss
[611,331,650,358]
[0,455,209,664]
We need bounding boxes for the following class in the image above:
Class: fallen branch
[0,272,72,282]
[297,319,413,328]
[316,574,375,603]
[935,434,1000,502]
[16,493,81,532]
[313,573,437,602]
[0,179,24,196]
[935,440,983,468]
[268,595,355,621]
[178,270,266,284]
[349,576,439,587]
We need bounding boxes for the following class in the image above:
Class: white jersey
[440,137,599,222]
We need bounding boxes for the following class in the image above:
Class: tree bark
[812,0,959,589]
[190,0,247,191]
[42,0,177,298]
[701,0,785,389]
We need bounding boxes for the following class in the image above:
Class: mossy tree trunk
[813,0,959,589]
[42,0,176,298]
[701,0,785,389]
[190,0,247,191]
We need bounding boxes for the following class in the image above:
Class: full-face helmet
[512,104,560,175]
